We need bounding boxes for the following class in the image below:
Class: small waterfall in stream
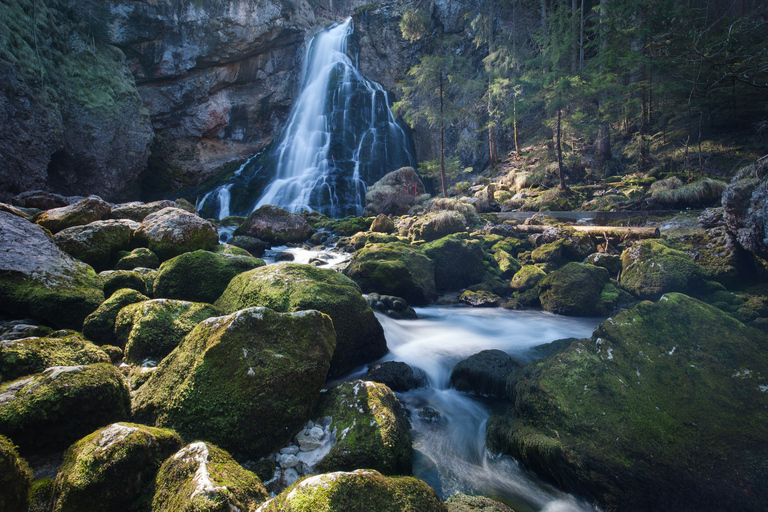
[196,18,415,224]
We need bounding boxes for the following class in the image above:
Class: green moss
[50,423,182,512]
[210,244,252,257]
[115,248,160,271]
[0,331,110,382]
[531,241,563,264]
[0,435,32,512]
[314,381,412,475]
[29,478,54,512]
[620,240,707,300]
[405,211,468,242]
[101,270,149,298]
[82,288,149,345]
[422,236,486,291]
[509,265,545,292]
[493,250,522,278]
[538,263,610,317]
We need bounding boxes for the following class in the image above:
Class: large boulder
[0,434,32,512]
[365,361,427,391]
[0,331,110,382]
[101,269,154,298]
[152,442,268,512]
[509,265,546,292]
[215,264,386,378]
[314,380,412,475]
[450,350,519,398]
[538,262,612,316]
[364,167,428,216]
[115,248,160,270]
[11,190,70,210]
[423,236,486,291]
[114,299,221,363]
[134,207,218,261]
[0,364,130,453]
[445,493,516,512]
[487,293,768,512]
[49,423,183,512]
[0,212,105,329]
[722,160,768,261]
[345,242,437,306]
[82,288,150,345]
[401,210,468,242]
[620,239,707,300]
[233,205,312,245]
[257,470,447,512]
[109,201,177,222]
[53,219,140,271]
[154,250,265,304]
[35,196,111,234]
[132,308,336,459]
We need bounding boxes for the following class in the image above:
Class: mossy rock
[29,477,54,512]
[210,243,252,257]
[487,293,768,512]
[0,434,32,512]
[1,212,105,330]
[233,205,312,245]
[153,250,265,304]
[450,350,519,398]
[35,197,112,234]
[50,423,183,512]
[666,228,750,288]
[404,210,468,242]
[215,263,386,378]
[345,242,437,306]
[586,253,622,276]
[0,331,110,383]
[115,299,221,363]
[538,262,611,317]
[531,241,563,264]
[422,236,486,292]
[365,361,427,391]
[258,470,447,512]
[115,248,160,270]
[82,288,150,345]
[229,236,269,257]
[53,219,139,272]
[132,308,336,459]
[445,493,516,512]
[100,270,149,298]
[620,239,707,300]
[314,380,412,475]
[459,290,502,307]
[493,249,521,278]
[509,265,546,292]
[110,201,177,223]
[151,441,268,512]
[0,363,130,453]
[134,208,219,261]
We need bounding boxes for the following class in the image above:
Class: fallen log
[507,224,660,239]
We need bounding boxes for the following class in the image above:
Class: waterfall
[196,18,415,221]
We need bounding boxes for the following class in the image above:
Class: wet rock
[586,252,622,275]
[416,406,442,423]
[234,205,312,245]
[365,361,427,392]
[493,249,521,278]
[49,423,182,512]
[365,293,418,319]
[109,201,177,222]
[369,214,396,233]
[538,262,611,317]
[100,270,150,297]
[134,207,218,261]
[364,167,428,216]
[0,321,53,341]
[274,251,295,262]
[0,212,104,330]
[620,239,707,300]
[36,197,112,234]
[54,219,139,271]
[132,308,335,459]
[229,235,270,257]
[0,434,32,512]
[509,265,546,292]
[423,236,486,292]
[450,350,519,398]
[459,290,502,308]
[115,248,160,270]
[446,493,516,512]
[215,263,386,378]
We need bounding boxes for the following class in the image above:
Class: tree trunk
[571,0,579,73]
[440,72,447,198]
[595,0,611,162]
[513,94,520,154]
[557,107,567,190]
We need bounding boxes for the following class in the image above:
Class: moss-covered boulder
[423,236,486,291]
[259,470,446,512]
[110,200,176,222]
[459,290,502,307]
[487,293,768,512]
[345,242,437,306]
[210,243,252,257]
[151,441,268,512]
[82,288,150,345]
[154,250,265,304]
[314,380,412,475]
[365,293,418,320]
[620,239,707,300]
[538,262,611,316]
[115,299,220,363]
[0,364,130,453]
[50,423,183,512]
[215,264,386,378]
[229,235,269,257]
[234,205,312,245]
[365,361,427,391]
[0,212,105,330]
[403,210,468,242]
[493,249,521,278]
[0,331,110,382]
[0,435,32,512]
[115,248,160,270]
[531,241,563,264]
[450,350,519,398]
[364,166,428,216]
[132,308,335,459]
[100,270,150,297]
[445,493,516,512]
[586,252,622,276]
[509,265,545,292]
[369,214,396,233]
[36,196,111,234]
[667,227,750,288]
[134,207,218,261]
[53,219,139,271]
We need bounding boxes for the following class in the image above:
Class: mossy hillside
[50,423,183,512]
[0,331,110,382]
[82,288,149,345]
[0,363,130,453]
[152,441,268,512]
[422,236,486,291]
[215,263,386,378]
[314,380,412,476]
[344,242,437,306]
[258,470,448,512]
[620,239,707,300]
[488,294,768,511]
[131,308,336,459]
[153,250,265,304]
[0,434,32,512]
[538,263,611,317]
[114,299,221,363]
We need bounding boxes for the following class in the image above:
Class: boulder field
[1,192,768,512]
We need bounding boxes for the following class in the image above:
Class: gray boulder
[134,207,218,261]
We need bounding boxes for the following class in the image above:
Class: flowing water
[373,307,604,512]
[197,19,415,221]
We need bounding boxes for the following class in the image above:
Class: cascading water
[197,18,415,223]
